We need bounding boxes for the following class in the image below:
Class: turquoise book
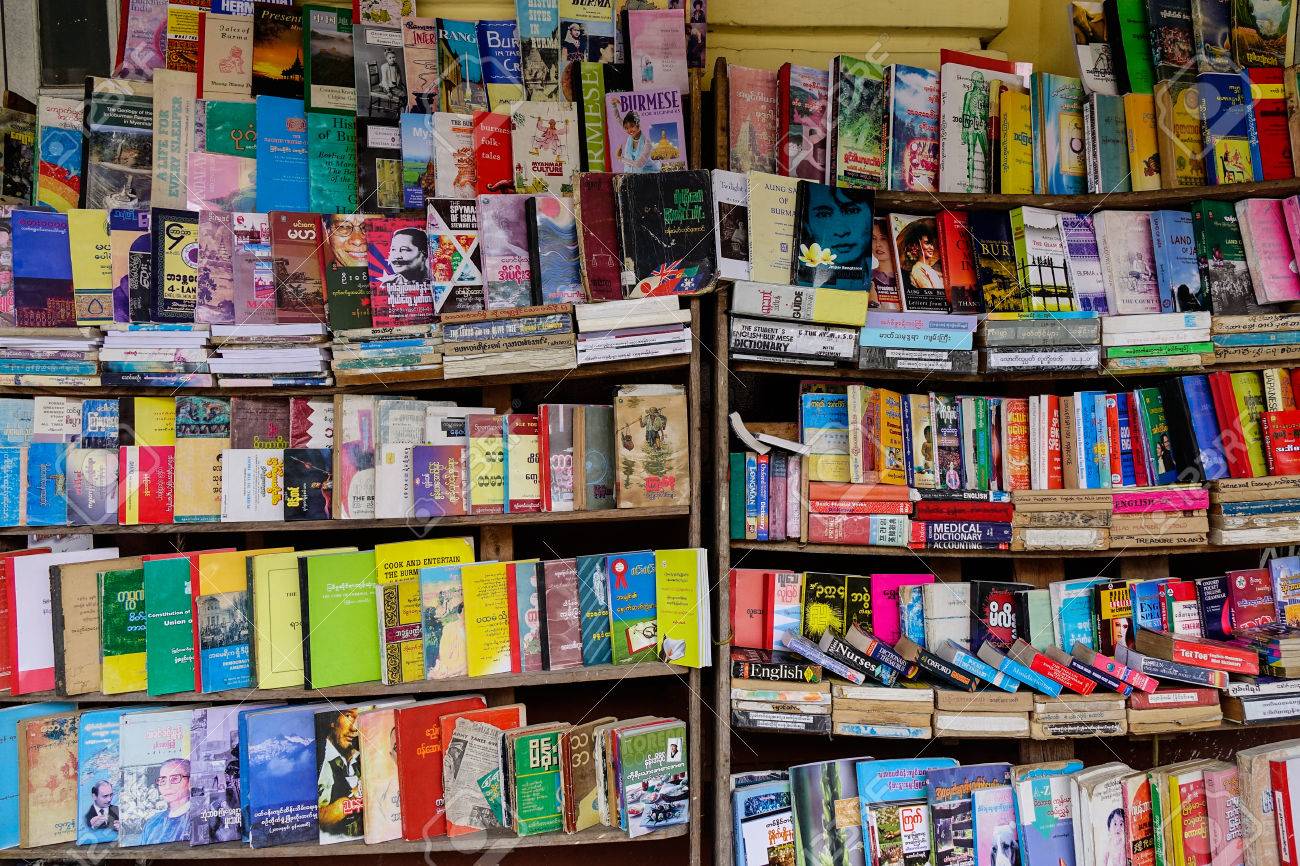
[576,553,612,666]
[77,708,132,845]
[143,557,195,696]
[1091,93,1131,194]
[605,550,657,665]
[1042,74,1086,196]
[25,441,68,526]
[307,113,358,214]
[0,702,76,848]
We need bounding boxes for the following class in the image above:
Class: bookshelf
[709,273,1300,866]
[0,298,707,864]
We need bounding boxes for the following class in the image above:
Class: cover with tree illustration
[613,384,689,508]
[1232,0,1291,67]
[828,56,888,189]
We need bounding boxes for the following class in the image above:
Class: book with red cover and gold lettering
[1133,628,1261,675]
[471,110,514,195]
[393,694,486,840]
[269,212,327,324]
[1261,409,1300,476]
[1248,67,1292,181]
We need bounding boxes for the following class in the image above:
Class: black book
[354,117,403,212]
[1156,379,1205,482]
[613,170,716,296]
[284,448,332,521]
[1103,0,1132,93]
[790,181,874,290]
[298,556,315,689]
[568,61,632,171]
[893,636,978,691]
[1146,0,1196,82]
[968,581,1033,654]
[149,208,199,322]
[967,210,1022,312]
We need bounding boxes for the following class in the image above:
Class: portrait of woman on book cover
[615,111,658,173]
[795,184,872,290]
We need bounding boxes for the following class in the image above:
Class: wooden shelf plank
[8,505,690,537]
[729,539,1272,558]
[0,354,692,398]
[0,823,687,859]
[733,719,1300,740]
[0,662,690,704]
[727,359,1298,385]
[872,177,1300,212]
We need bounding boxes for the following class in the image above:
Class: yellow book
[1167,772,1189,866]
[1263,367,1296,412]
[468,414,505,513]
[173,437,227,522]
[1124,92,1162,192]
[132,397,176,447]
[197,547,292,595]
[118,446,141,526]
[372,537,475,585]
[812,288,870,327]
[999,88,1034,195]
[504,415,541,512]
[378,579,425,684]
[1154,79,1207,189]
[250,547,356,689]
[804,453,850,483]
[746,171,801,284]
[654,547,706,668]
[66,209,113,325]
[462,562,513,676]
[875,388,907,485]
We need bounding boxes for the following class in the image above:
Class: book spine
[844,628,915,676]
[1055,650,1133,695]
[818,632,898,686]
[907,645,979,690]
[941,643,1018,692]
[730,659,822,682]
[1276,760,1297,866]
[784,634,866,684]
[1165,636,1259,674]
[1118,645,1229,687]
[1023,649,1098,694]
[743,453,758,539]
[993,653,1064,696]
[756,453,770,541]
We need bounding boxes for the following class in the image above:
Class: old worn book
[18,710,80,847]
[613,384,690,508]
[52,555,141,695]
[563,716,618,833]
[614,170,716,296]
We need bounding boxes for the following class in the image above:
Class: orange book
[937,210,981,313]
[440,704,526,836]
[806,482,914,502]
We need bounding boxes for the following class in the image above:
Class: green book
[1105,341,1214,358]
[974,396,991,490]
[728,453,744,540]
[99,568,147,694]
[577,62,609,172]
[1116,0,1156,94]
[300,550,381,689]
[606,551,657,666]
[143,557,195,696]
[510,728,566,835]
[618,719,689,837]
[307,113,358,213]
[303,5,355,115]
[204,100,257,158]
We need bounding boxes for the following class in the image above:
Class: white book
[210,323,327,336]
[375,443,416,519]
[1100,328,1210,347]
[424,406,492,445]
[576,339,691,364]
[207,360,327,374]
[1100,310,1211,333]
[938,62,994,193]
[712,169,750,280]
[921,581,970,648]
[1094,210,1161,314]
[573,296,681,321]
[220,449,285,522]
[1059,213,1108,312]
[934,711,1029,734]
[432,112,476,199]
[11,546,119,693]
[575,311,693,333]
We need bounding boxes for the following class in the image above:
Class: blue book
[0,702,76,848]
[477,20,524,106]
[900,585,927,649]
[528,195,583,304]
[25,441,67,526]
[243,703,329,848]
[254,96,309,212]
[190,705,277,846]
[419,563,467,677]
[926,763,1013,860]
[438,18,488,111]
[1131,579,1168,633]
[887,65,940,191]
[0,398,33,446]
[1042,74,1086,195]
[0,359,97,375]
[1015,766,1083,866]
[731,780,793,866]
[1077,393,1099,489]
[605,550,657,665]
[77,707,146,846]
[937,640,1019,692]
[1150,210,1200,313]
[1222,499,1300,515]
[756,456,770,541]
[1214,331,1300,346]
[399,113,433,210]
[1195,575,1231,641]
[799,392,848,436]
[1181,375,1229,480]
[1054,577,1103,652]
[11,209,75,327]
[1092,392,1110,489]
[0,449,21,526]
[856,758,958,812]
[576,554,613,665]
[1271,556,1300,626]
[81,399,120,449]
[1198,71,1262,184]
[1116,393,1137,486]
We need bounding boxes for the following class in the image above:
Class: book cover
[1191,199,1258,314]
[926,764,1014,866]
[479,20,526,110]
[790,758,865,865]
[230,212,278,325]
[76,708,133,845]
[36,97,82,213]
[433,112,477,199]
[605,88,688,173]
[399,112,436,209]
[472,108,515,194]
[527,195,584,304]
[438,18,489,113]
[353,23,406,120]
[615,171,716,296]
[618,720,688,838]
[244,704,327,847]
[888,65,940,192]
[419,563,469,679]
[79,78,153,211]
[576,554,613,665]
[366,214,435,326]
[1095,209,1161,313]
[267,211,328,324]
[147,208,198,322]
[938,56,1011,194]
[392,696,487,840]
[307,113,358,214]
[1199,71,1260,184]
[283,448,331,521]
[357,707,402,844]
[726,64,779,173]
[150,69,197,211]
[1015,772,1078,866]
[504,414,543,512]
[746,171,801,286]
[99,567,146,694]
[200,13,253,101]
[511,100,579,195]
[1151,209,1208,312]
[792,182,874,291]
[605,550,658,665]
[780,63,830,181]
[251,3,305,99]
[142,557,194,696]
[578,404,616,510]
[468,414,506,513]
[462,562,515,676]
[1248,66,1290,180]
[542,559,583,669]
[828,56,887,189]
[1240,198,1300,302]
[118,708,194,846]
[970,786,1016,866]
[614,384,690,507]
[254,96,309,212]
[304,6,355,113]
[11,210,75,328]
[1233,0,1290,67]
[627,9,688,95]
[516,0,561,100]
[301,550,381,688]
[510,727,566,835]
[18,710,80,847]
[890,213,948,312]
[478,193,533,309]
[204,100,257,158]
[378,579,424,685]
[187,705,262,846]
[402,17,440,113]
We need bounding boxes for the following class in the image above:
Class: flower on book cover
[798,242,837,268]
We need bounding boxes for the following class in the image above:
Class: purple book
[196,210,237,324]
[541,559,583,670]
[411,445,467,518]
[477,193,532,309]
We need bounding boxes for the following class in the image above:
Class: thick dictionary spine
[784,634,866,684]
[845,624,916,676]
[1046,646,1132,695]
[935,641,1018,693]
[1072,644,1159,693]
[817,631,898,686]
[894,636,978,691]
[1115,643,1229,687]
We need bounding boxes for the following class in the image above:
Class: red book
[1210,372,1253,478]
[1128,687,1219,710]
[1275,758,1300,866]
[1136,629,1260,675]
[1226,567,1278,632]
[1129,391,1152,487]
[729,568,770,650]
[1045,394,1063,488]
[912,501,1013,522]
[439,704,526,837]
[1249,67,1293,181]
[0,549,50,693]
[269,212,328,324]
[394,695,488,840]
[137,446,175,524]
[1010,640,1096,695]
[936,211,980,313]
[574,172,623,301]
[809,499,912,515]
[364,213,433,327]
[1180,774,1212,866]
[1262,409,1300,476]
[472,109,514,194]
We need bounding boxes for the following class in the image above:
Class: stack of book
[858,311,978,374]
[440,305,577,379]
[1209,476,1300,545]
[1011,489,1113,551]
[1127,686,1224,734]
[0,326,104,387]
[1109,484,1210,548]
[207,322,331,387]
[1223,678,1300,726]
[729,648,829,734]
[574,297,692,365]
[977,312,1101,374]
[1102,312,1213,374]
[329,324,442,385]
[99,323,210,387]
[831,682,934,738]
[1030,692,1127,739]
[1213,313,1300,367]
[932,689,1031,738]
[727,282,864,367]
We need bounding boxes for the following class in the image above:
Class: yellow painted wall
[988,0,1077,75]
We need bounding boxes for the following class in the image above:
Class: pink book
[365,214,435,326]
[186,152,256,212]
[230,212,277,325]
[1204,766,1244,866]
[1283,196,1300,270]
[769,457,787,542]
[1111,489,1210,513]
[869,574,934,645]
[604,89,688,174]
[1240,198,1300,302]
[628,9,688,95]
[1181,773,1213,866]
[785,454,802,539]
[195,210,236,324]
[726,64,778,174]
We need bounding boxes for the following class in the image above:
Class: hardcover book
[575,172,623,300]
[614,171,716,296]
